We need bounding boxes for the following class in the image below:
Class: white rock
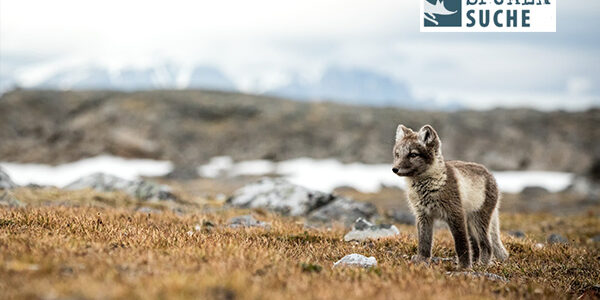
[333,254,377,268]
[228,178,332,216]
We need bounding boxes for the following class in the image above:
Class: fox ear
[417,125,439,148]
[396,124,412,142]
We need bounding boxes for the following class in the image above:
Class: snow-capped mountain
[268,67,414,107]
[0,63,457,109]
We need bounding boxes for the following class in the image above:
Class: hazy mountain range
[0,64,459,110]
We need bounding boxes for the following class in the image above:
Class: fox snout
[392,167,399,174]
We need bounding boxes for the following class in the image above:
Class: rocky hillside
[0,89,598,174]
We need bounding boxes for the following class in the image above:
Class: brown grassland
[0,188,599,300]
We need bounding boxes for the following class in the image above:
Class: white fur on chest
[453,168,486,213]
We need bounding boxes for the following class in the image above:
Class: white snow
[1,155,575,193]
[198,156,575,194]
[493,171,574,193]
[0,155,173,187]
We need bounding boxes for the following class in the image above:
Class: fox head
[392,124,442,177]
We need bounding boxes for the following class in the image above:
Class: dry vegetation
[1,188,599,300]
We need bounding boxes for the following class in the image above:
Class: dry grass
[0,189,599,300]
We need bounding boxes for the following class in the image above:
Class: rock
[308,198,378,227]
[228,178,334,216]
[520,186,551,199]
[547,233,568,244]
[447,271,508,282]
[333,254,377,268]
[65,173,175,201]
[0,167,16,189]
[533,243,545,250]
[385,209,415,225]
[508,230,526,238]
[165,164,199,180]
[0,190,24,207]
[227,215,270,229]
[344,218,400,242]
[229,178,379,225]
[591,235,600,243]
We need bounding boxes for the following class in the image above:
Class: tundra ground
[0,188,599,300]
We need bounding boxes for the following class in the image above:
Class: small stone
[344,218,400,242]
[547,233,568,244]
[333,254,377,268]
[533,243,545,250]
[508,230,526,238]
[228,215,270,229]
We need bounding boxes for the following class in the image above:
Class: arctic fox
[392,124,508,268]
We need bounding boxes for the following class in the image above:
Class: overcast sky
[1,0,599,110]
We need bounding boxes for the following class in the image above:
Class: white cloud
[1,0,599,109]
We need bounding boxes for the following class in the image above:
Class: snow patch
[0,155,173,187]
[199,156,574,194]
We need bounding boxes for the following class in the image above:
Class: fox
[392,124,508,269]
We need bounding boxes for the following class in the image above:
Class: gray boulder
[344,218,400,242]
[0,167,16,189]
[0,190,24,207]
[227,215,270,229]
[508,230,526,238]
[228,178,333,216]
[65,173,175,201]
[307,197,378,226]
[333,254,377,268]
[229,178,379,225]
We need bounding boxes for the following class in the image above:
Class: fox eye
[408,153,419,158]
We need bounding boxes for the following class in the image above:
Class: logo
[424,0,461,27]
[420,0,556,32]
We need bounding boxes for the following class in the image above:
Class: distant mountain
[269,67,415,107]
[187,66,236,91]
[8,64,236,92]
[0,63,458,109]
[36,67,113,90]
